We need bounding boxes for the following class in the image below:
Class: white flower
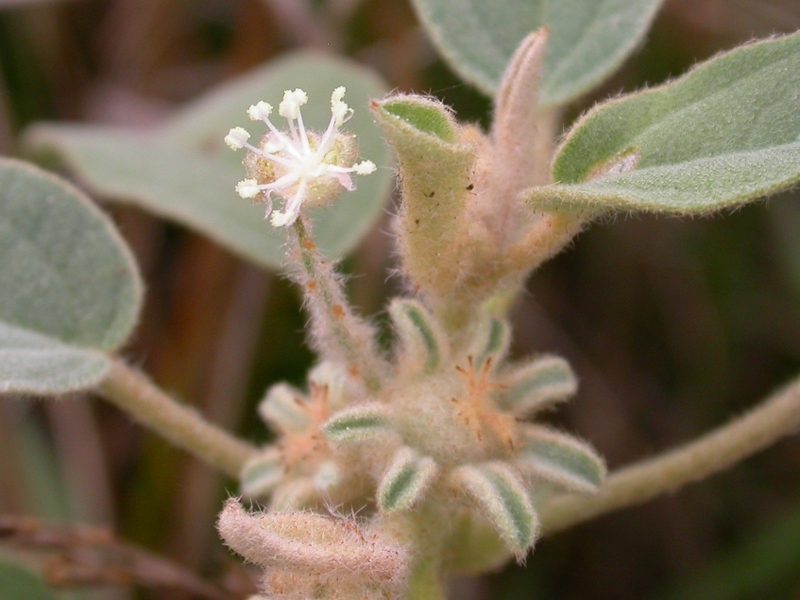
[226,87,376,228]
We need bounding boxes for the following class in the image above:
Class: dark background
[1,1,800,599]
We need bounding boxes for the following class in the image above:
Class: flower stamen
[226,87,375,227]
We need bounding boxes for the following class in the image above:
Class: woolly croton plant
[7,7,800,600]
[213,27,800,600]
[217,30,603,600]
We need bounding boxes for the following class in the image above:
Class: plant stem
[539,375,800,534]
[96,358,259,479]
[291,217,386,392]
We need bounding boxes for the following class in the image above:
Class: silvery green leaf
[529,32,800,215]
[411,0,664,105]
[0,159,141,394]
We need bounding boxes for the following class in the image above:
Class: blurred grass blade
[0,561,58,600]
[661,499,800,600]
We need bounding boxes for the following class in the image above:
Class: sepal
[500,356,577,416]
[450,462,538,559]
[467,315,511,370]
[240,448,284,498]
[377,447,438,512]
[258,383,309,433]
[308,361,356,411]
[322,403,392,443]
[517,425,606,494]
[389,299,449,375]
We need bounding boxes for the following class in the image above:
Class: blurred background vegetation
[1,0,800,599]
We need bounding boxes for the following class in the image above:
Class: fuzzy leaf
[240,449,284,498]
[411,0,663,105]
[322,403,391,443]
[0,159,141,394]
[500,356,577,415]
[377,447,438,512]
[518,425,606,494]
[23,53,391,269]
[0,561,58,600]
[530,32,800,214]
[451,462,538,557]
[371,96,476,298]
[389,299,448,374]
[217,499,408,582]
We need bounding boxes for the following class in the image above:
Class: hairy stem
[539,375,800,534]
[290,217,386,392]
[96,358,258,478]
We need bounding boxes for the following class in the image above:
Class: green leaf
[0,159,141,394]
[530,32,800,214]
[451,462,539,558]
[23,53,391,269]
[411,0,664,105]
[0,561,58,600]
[517,425,606,494]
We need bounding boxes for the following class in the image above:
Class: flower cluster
[225,87,376,227]
[218,30,605,600]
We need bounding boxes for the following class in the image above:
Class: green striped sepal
[240,448,284,498]
[517,425,606,494]
[501,356,577,416]
[389,298,448,374]
[322,403,392,444]
[450,462,538,559]
[377,447,438,512]
[258,382,309,433]
[468,316,510,369]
